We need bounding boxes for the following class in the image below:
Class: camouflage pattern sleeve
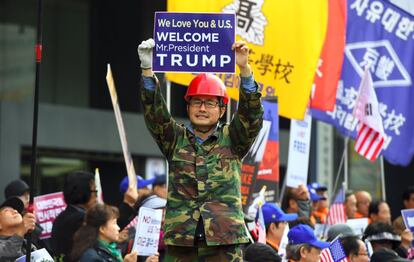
[140,76,181,159]
[229,80,264,158]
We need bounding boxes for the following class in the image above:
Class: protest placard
[132,207,163,256]
[15,248,54,262]
[153,12,235,73]
[34,192,66,239]
[278,224,289,258]
[401,209,414,233]
[286,112,312,188]
[346,218,369,237]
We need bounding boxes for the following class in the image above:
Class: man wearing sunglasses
[138,38,263,261]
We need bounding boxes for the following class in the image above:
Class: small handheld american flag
[327,186,347,225]
[320,238,348,262]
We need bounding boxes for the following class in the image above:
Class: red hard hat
[184,74,229,105]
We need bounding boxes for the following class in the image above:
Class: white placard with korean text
[278,224,289,258]
[286,112,312,188]
[15,248,54,262]
[132,207,163,256]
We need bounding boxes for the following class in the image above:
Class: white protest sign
[132,207,163,256]
[278,224,289,258]
[34,192,66,239]
[346,218,369,237]
[15,248,54,262]
[401,209,414,233]
[95,168,104,204]
[286,112,312,187]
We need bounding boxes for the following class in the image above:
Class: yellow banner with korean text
[166,0,328,120]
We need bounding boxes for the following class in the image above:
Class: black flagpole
[26,0,43,260]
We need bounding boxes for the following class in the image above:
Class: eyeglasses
[90,189,98,194]
[188,99,219,108]
[357,253,369,256]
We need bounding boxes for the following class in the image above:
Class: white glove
[137,38,155,69]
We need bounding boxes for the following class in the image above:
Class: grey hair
[286,243,312,260]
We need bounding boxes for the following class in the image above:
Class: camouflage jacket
[141,76,263,246]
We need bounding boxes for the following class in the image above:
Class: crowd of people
[2,176,414,261]
[1,39,414,262]
[250,183,414,262]
[0,174,165,262]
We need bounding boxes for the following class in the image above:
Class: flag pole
[331,136,347,200]
[278,174,287,206]
[323,137,347,237]
[380,156,386,201]
[27,0,44,260]
[343,136,349,191]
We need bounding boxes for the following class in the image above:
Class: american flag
[256,204,266,244]
[353,69,385,161]
[320,238,349,262]
[327,186,346,225]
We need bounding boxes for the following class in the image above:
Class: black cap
[244,243,281,262]
[370,248,410,262]
[153,174,166,186]
[4,179,30,199]
[0,197,24,214]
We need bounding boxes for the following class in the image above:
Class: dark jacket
[79,243,122,262]
[0,235,37,262]
[51,203,136,261]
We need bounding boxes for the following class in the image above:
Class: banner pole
[166,79,171,111]
[226,98,231,123]
[27,0,44,260]
[165,78,171,178]
[106,65,137,189]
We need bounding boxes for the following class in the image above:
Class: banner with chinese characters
[166,0,328,120]
[312,0,414,166]
[34,192,67,239]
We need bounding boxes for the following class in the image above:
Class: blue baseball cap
[119,175,156,193]
[308,182,327,191]
[288,224,330,249]
[262,203,298,225]
[308,188,327,202]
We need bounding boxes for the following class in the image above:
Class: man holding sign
[138,33,263,260]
